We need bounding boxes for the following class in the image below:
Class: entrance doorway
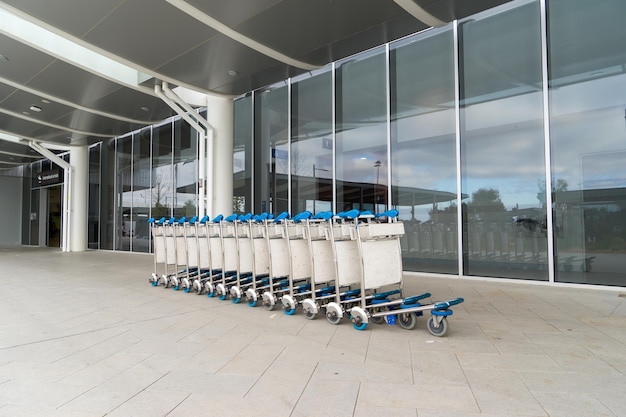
[47,186,62,247]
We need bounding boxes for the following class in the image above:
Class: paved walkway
[0,247,625,417]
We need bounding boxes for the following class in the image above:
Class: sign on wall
[37,168,63,186]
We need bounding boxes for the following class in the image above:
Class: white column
[70,146,88,251]
[206,94,234,216]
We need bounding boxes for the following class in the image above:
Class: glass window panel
[151,123,174,220]
[336,47,387,213]
[88,144,100,249]
[548,0,626,286]
[173,119,198,218]
[116,136,132,251]
[390,27,458,274]
[459,1,548,280]
[254,85,289,215]
[131,128,151,253]
[99,139,116,250]
[234,96,253,214]
[291,71,332,215]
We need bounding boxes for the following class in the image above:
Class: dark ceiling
[0,0,510,169]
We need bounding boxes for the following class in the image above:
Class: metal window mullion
[453,20,463,278]
[171,120,175,219]
[287,79,292,211]
[149,128,153,253]
[251,92,255,213]
[385,43,392,211]
[540,0,555,284]
[331,62,337,214]
[113,138,118,251]
[97,143,101,250]
[130,134,134,252]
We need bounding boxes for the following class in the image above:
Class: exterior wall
[0,175,23,245]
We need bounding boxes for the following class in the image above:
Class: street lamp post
[374,160,381,213]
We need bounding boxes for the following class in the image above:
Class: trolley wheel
[301,299,318,320]
[246,289,258,307]
[149,273,158,285]
[216,283,228,300]
[282,295,297,316]
[325,302,343,325]
[350,307,368,331]
[370,307,387,325]
[230,286,242,304]
[262,292,275,311]
[182,278,191,293]
[397,312,418,330]
[427,316,448,337]
[159,275,169,287]
[151,279,159,287]
[170,276,179,290]
[193,280,203,295]
[205,282,215,298]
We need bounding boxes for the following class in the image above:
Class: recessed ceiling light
[29,105,42,112]
[41,99,50,104]
[22,111,30,115]
[140,106,150,112]
[227,70,239,77]
[0,54,8,63]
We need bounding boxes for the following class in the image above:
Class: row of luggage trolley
[147,209,464,336]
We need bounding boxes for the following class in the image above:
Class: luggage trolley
[171,216,203,291]
[228,213,271,303]
[237,213,274,307]
[297,211,346,319]
[148,217,167,286]
[326,209,464,336]
[280,211,337,316]
[155,217,179,288]
[168,216,194,290]
[187,215,216,294]
[198,214,227,297]
[214,214,251,300]
[259,212,296,311]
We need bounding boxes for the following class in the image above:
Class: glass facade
[233,0,626,286]
[336,48,388,214]
[548,0,626,285]
[19,0,625,288]
[254,85,289,215]
[290,70,333,215]
[459,1,548,279]
[390,27,457,274]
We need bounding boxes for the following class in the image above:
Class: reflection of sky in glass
[550,74,626,191]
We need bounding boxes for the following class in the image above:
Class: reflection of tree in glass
[149,175,171,218]
[537,178,568,207]
[286,148,311,176]
[233,196,246,214]
[468,188,506,223]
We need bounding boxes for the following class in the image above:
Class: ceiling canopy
[0,0,510,168]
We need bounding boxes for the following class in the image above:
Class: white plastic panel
[209,236,223,269]
[360,239,403,288]
[238,238,253,272]
[311,239,335,284]
[198,235,210,268]
[222,237,238,271]
[358,222,405,240]
[289,238,311,280]
[253,237,270,274]
[269,238,290,277]
[334,239,361,286]
[186,237,198,267]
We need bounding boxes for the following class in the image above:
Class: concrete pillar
[206,94,234,216]
[70,146,88,251]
